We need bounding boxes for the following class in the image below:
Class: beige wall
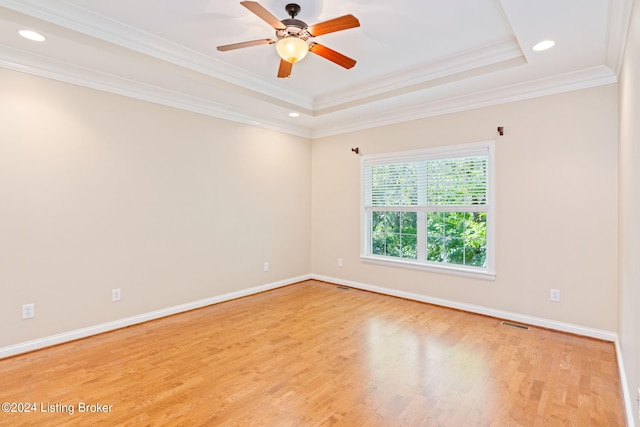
[312,84,619,332]
[0,68,312,347]
[619,0,640,422]
[0,61,623,357]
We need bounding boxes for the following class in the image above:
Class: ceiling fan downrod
[285,3,301,19]
[281,3,306,29]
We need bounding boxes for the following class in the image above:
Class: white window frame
[360,141,495,280]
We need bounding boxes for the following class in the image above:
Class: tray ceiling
[0,0,631,137]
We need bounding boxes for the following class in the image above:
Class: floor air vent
[336,286,351,291]
[501,321,530,330]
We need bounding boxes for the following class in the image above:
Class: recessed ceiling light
[19,30,46,42]
[288,112,300,118]
[532,40,555,51]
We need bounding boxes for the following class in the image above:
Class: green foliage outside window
[371,211,417,259]
[371,211,486,267]
[426,212,486,267]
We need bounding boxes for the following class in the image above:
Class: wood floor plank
[0,280,626,426]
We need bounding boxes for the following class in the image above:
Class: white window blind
[365,162,419,207]
[425,156,487,207]
[364,154,488,209]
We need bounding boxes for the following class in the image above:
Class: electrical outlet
[338,258,343,267]
[550,289,560,302]
[22,303,34,319]
[263,262,269,272]
[111,288,121,302]
[637,387,640,421]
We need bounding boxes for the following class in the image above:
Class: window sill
[361,255,496,280]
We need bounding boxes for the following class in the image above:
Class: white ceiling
[0,0,633,137]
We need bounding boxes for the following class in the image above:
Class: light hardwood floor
[0,280,625,426]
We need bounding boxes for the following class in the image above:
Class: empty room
[1,0,639,425]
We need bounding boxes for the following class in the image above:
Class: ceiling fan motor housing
[277,23,309,42]
[281,18,307,29]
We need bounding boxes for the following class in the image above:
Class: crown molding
[311,65,617,138]
[606,0,634,77]
[0,1,523,116]
[0,31,615,140]
[313,38,524,112]
[0,45,312,138]
[0,0,313,109]
[0,0,621,140]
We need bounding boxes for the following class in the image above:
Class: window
[361,141,495,279]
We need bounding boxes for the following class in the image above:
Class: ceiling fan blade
[240,1,286,30]
[309,43,356,69]
[277,59,293,78]
[307,14,360,36]
[217,39,274,51]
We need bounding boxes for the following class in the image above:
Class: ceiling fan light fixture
[218,2,360,77]
[276,37,308,63]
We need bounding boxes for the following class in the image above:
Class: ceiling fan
[217,1,360,78]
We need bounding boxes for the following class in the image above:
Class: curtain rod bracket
[497,126,504,136]
[351,147,360,154]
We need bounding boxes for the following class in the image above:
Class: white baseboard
[0,274,311,360]
[615,337,637,427]
[311,274,617,342]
